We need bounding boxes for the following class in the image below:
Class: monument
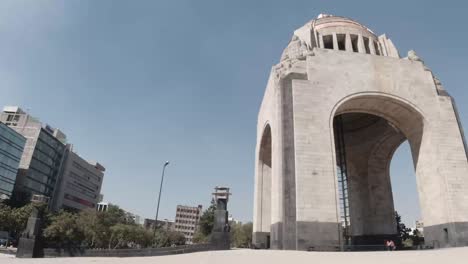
[16,195,49,258]
[253,14,468,251]
[211,186,231,250]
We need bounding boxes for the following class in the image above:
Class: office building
[0,122,26,199]
[0,106,66,205]
[174,205,202,244]
[51,146,105,211]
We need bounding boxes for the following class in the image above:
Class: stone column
[278,77,297,250]
[369,39,376,55]
[319,34,324,49]
[292,79,341,251]
[357,34,365,54]
[332,33,338,50]
[345,33,352,52]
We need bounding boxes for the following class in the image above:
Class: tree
[231,222,253,248]
[43,211,85,248]
[0,203,13,232]
[193,200,216,243]
[167,230,186,246]
[77,205,150,249]
[410,229,424,247]
[153,229,185,247]
[76,208,99,248]
[109,223,135,249]
[0,202,40,242]
[395,211,411,248]
[76,205,129,248]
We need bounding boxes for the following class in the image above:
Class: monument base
[16,237,43,258]
[211,231,230,250]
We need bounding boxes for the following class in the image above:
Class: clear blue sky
[0,1,467,227]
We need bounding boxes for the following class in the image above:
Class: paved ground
[2,248,468,264]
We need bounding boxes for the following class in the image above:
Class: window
[6,115,18,122]
[350,35,358,52]
[337,34,346,51]
[323,35,333,49]
[374,41,380,55]
[363,37,370,54]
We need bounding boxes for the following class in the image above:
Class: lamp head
[164,161,170,166]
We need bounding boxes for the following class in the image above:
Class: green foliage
[395,211,412,248]
[395,211,410,240]
[108,223,153,249]
[153,229,186,247]
[2,202,189,249]
[44,204,153,249]
[192,229,209,243]
[409,229,424,247]
[76,208,99,248]
[0,203,13,231]
[0,202,37,240]
[230,222,252,248]
[43,211,85,247]
[73,205,134,249]
[192,201,216,243]
[199,202,216,235]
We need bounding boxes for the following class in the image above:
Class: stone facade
[253,14,468,250]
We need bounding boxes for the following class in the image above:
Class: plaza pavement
[1,247,468,264]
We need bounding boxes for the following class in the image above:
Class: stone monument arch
[253,14,468,251]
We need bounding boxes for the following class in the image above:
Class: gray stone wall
[43,244,215,258]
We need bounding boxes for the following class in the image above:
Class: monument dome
[281,14,399,61]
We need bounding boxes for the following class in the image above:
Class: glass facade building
[0,122,26,199]
[14,128,66,203]
[0,107,67,205]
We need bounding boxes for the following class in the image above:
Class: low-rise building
[174,205,202,244]
[96,201,109,212]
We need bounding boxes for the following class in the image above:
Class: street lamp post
[153,161,170,237]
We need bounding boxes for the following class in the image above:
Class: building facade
[0,122,26,199]
[174,205,202,244]
[96,201,109,212]
[253,14,468,250]
[0,106,67,206]
[51,147,105,211]
[144,218,175,231]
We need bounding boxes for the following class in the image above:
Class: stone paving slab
[2,248,468,264]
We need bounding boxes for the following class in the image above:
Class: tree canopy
[0,201,186,249]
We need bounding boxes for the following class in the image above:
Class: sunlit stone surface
[253,14,468,250]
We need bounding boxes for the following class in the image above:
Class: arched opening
[390,142,422,235]
[258,124,272,248]
[332,95,425,248]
